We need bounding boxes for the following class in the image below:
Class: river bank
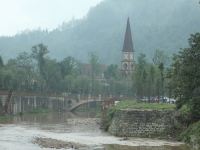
[101,100,199,150]
[0,112,189,150]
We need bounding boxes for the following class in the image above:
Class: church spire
[122,18,134,52]
[121,18,135,77]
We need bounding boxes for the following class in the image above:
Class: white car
[165,97,176,104]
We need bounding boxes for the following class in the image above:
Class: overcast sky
[0,0,103,36]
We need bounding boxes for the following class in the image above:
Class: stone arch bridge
[0,91,117,115]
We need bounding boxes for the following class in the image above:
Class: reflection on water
[12,112,100,133]
[13,112,97,124]
[105,144,190,150]
[0,112,191,150]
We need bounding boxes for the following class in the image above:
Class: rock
[120,137,129,141]
[33,137,87,149]
[93,146,105,150]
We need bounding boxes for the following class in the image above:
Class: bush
[100,107,116,131]
[179,121,200,150]
[178,105,192,126]
[190,97,200,120]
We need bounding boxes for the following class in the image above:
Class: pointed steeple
[122,18,134,52]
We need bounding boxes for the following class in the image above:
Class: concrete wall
[108,109,175,137]
[0,95,72,114]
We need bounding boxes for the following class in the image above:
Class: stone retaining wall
[108,109,175,137]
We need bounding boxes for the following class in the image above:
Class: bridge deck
[70,99,103,111]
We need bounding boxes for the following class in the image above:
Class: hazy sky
[0,0,103,36]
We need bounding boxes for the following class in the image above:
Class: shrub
[179,121,200,150]
[190,97,200,120]
[100,107,116,131]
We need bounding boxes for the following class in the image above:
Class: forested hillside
[0,0,200,64]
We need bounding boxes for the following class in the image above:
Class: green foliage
[89,52,101,95]
[101,107,116,131]
[28,108,51,114]
[153,49,169,99]
[153,49,169,66]
[190,97,200,120]
[179,121,200,149]
[0,1,200,64]
[101,100,175,131]
[89,52,100,76]
[169,33,200,120]
[104,64,119,80]
[177,105,192,126]
[73,76,90,94]
[133,52,168,99]
[59,56,78,78]
[31,43,49,80]
[133,54,148,98]
[0,115,13,123]
[114,100,175,110]
[0,43,132,96]
[0,56,4,67]
[179,105,191,115]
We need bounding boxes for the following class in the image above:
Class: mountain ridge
[0,0,200,64]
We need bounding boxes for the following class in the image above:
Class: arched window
[123,63,128,70]
[131,63,134,69]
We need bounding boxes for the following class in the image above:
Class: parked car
[167,98,176,104]
[141,97,148,102]
[162,97,176,104]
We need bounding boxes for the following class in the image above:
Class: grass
[0,115,13,123]
[114,100,176,110]
[101,100,175,131]
[28,108,52,114]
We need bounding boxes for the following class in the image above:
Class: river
[0,112,190,150]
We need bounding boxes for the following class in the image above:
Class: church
[121,18,135,76]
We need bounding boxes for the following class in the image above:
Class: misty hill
[0,0,200,64]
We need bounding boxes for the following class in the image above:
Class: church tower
[121,18,134,76]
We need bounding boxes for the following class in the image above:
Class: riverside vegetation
[102,99,200,149]
[101,100,176,132]
[0,33,199,149]
[0,2,200,149]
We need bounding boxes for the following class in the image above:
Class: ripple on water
[0,113,191,150]
[104,144,191,150]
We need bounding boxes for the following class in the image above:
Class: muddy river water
[0,112,190,150]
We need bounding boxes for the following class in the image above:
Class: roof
[122,18,134,52]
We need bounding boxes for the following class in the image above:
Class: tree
[31,43,49,80]
[147,65,156,99]
[0,56,4,89]
[169,33,200,120]
[74,76,90,94]
[104,64,119,80]
[16,52,35,90]
[133,54,147,98]
[64,75,76,94]
[104,64,121,96]
[43,59,62,92]
[3,52,37,91]
[59,56,78,79]
[31,44,49,91]
[153,49,169,100]
[0,56,4,67]
[89,52,100,95]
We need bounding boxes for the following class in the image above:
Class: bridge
[70,99,102,112]
[70,98,117,112]
[0,90,117,115]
